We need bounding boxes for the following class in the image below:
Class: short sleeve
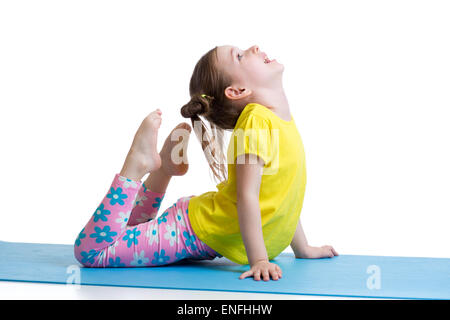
[228,114,273,165]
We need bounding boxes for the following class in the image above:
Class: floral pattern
[93,203,111,222]
[107,187,128,206]
[89,225,117,243]
[122,227,141,248]
[152,196,164,209]
[157,211,169,225]
[74,173,219,268]
[75,228,86,247]
[183,231,198,251]
[108,256,126,267]
[164,222,178,247]
[152,249,171,265]
[118,175,139,189]
[80,249,98,264]
[130,250,150,266]
[134,194,148,208]
[146,222,159,246]
[115,211,130,229]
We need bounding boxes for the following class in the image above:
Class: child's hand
[295,245,339,259]
[239,260,282,281]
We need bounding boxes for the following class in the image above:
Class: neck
[252,85,291,121]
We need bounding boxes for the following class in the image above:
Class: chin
[274,62,285,74]
[272,60,284,70]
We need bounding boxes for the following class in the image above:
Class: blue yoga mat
[0,241,449,299]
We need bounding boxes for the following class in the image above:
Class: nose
[250,45,259,54]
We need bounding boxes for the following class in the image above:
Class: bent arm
[236,154,268,266]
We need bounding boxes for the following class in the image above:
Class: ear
[224,86,252,101]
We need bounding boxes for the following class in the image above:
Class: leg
[74,173,142,264]
[74,109,163,264]
[128,122,192,226]
[82,195,219,268]
[127,172,167,226]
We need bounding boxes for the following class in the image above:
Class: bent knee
[73,241,100,267]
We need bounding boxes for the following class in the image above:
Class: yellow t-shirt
[188,102,307,265]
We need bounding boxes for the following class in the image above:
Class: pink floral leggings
[74,173,222,267]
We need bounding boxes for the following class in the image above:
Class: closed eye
[237,53,243,61]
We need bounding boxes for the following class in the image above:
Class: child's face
[216,45,284,97]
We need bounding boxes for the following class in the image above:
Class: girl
[74,45,338,281]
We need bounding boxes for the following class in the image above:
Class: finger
[270,269,279,280]
[328,249,334,258]
[331,247,339,256]
[276,265,282,278]
[321,246,333,258]
[262,269,270,281]
[239,270,252,280]
[254,270,261,281]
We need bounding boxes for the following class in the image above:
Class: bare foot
[159,122,192,176]
[124,109,163,178]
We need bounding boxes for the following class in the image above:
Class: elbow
[236,191,259,204]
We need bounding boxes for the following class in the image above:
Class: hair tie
[201,94,214,100]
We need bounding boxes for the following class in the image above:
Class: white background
[1,0,449,262]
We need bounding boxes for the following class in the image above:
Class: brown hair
[180,46,243,183]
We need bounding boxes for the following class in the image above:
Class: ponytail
[181,94,227,182]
